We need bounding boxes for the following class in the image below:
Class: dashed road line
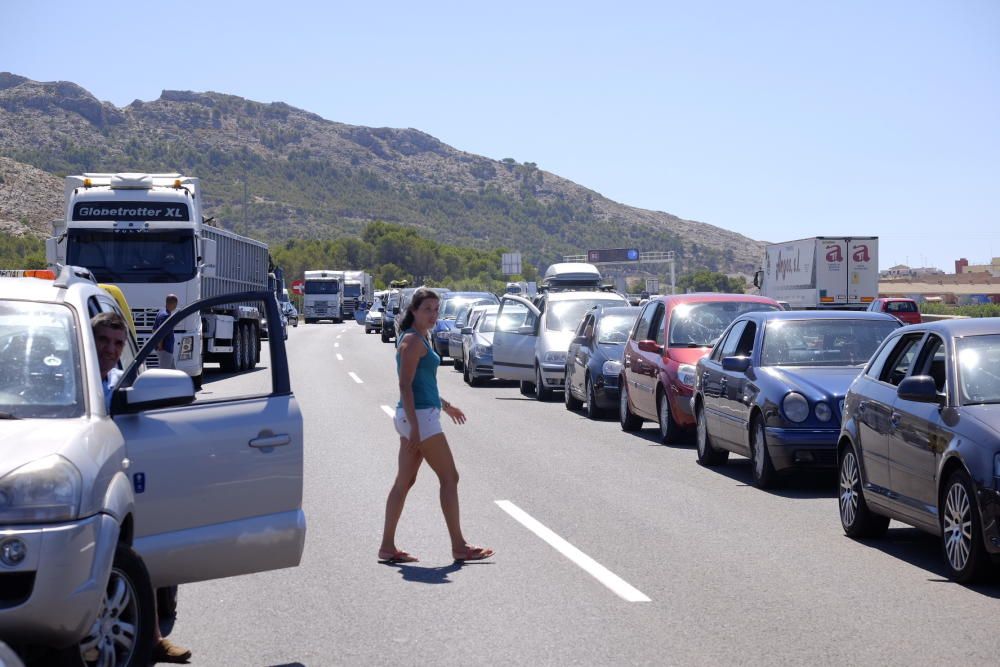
[348,372,363,384]
[380,405,395,418]
[495,500,651,603]
[334,342,340,348]
[336,353,344,361]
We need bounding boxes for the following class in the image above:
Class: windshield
[669,301,780,347]
[344,283,362,297]
[66,229,196,283]
[479,314,497,333]
[305,280,340,295]
[546,298,625,332]
[442,297,486,320]
[0,301,84,418]
[761,319,899,367]
[957,335,1000,405]
[597,313,639,344]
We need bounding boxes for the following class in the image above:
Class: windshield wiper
[0,411,21,419]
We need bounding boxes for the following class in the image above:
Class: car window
[887,301,918,313]
[669,301,779,347]
[761,319,901,367]
[545,298,626,332]
[957,334,1000,405]
[477,314,497,333]
[597,313,639,345]
[734,321,757,357]
[497,301,536,335]
[915,334,947,394]
[632,302,657,341]
[95,296,139,372]
[575,314,592,338]
[865,333,899,378]
[651,305,666,346]
[878,333,924,386]
[719,321,747,359]
[0,300,84,418]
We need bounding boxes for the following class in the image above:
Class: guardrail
[921,313,971,322]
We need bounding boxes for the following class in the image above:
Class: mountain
[0,72,764,275]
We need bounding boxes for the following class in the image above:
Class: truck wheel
[60,544,155,667]
[232,323,245,372]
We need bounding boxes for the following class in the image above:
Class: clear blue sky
[4,0,998,271]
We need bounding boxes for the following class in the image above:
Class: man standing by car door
[154,294,178,370]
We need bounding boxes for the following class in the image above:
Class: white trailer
[302,269,343,323]
[339,270,374,317]
[753,236,879,309]
[47,173,271,384]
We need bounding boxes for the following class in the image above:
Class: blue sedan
[692,311,901,488]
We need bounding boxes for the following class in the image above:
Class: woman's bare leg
[380,438,424,554]
[418,433,467,551]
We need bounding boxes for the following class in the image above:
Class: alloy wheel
[79,567,139,666]
[840,450,860,529]
[943,481,973,572]
[696,407,708,457]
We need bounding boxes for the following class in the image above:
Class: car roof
[900,317,1000,337]
[544,290,626,302]
[739,310,900,323]
[650,293,780,306]
[595,306,641,317]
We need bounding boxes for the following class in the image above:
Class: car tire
[381,330,391,343]
[750,417,777,489]
[657,390,680,444]
[519,380,535,396]
[60,544,155,667]
[454,354,464,372]
[564,368,583,411]
[696,401,728,466]
[534,366,552,401]
[463,361,472,385]
[838,444,888,538]
[585,377,603,420]
[619,384,642,432]
[941,469,991,583]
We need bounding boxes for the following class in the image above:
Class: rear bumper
[764,427,840,470]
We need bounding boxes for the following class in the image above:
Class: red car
[867,298,922,325]
[619,293,782,442]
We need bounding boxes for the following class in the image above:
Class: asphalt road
[171,321,1000,666]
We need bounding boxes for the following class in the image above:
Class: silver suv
[0,267,305,665]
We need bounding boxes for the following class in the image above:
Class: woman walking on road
[379,287,495,564]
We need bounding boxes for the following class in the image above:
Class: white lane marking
[337,334,342,339]
[334,342,340,348]
[381,405,395,418]
[348,372,363,384]
[495,500,651,603]
[336,353,344,361]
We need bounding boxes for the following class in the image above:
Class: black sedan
[564,306,640,419]
[838,318,1000,583]
[693,311,901,488]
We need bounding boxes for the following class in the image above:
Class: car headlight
[677,364,697,387]
[782,392,810,423]
[814,402,832,422]
[0,454,82,524]
[178,335,195,361]
[543,351,567,364]
[472,344,492,357]
[602,360,623,377]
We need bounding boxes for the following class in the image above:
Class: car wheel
[619,384,642,432]
[696,401,728,466]
[534,366,552,401]
[62,544,155,667]
[750,417,777,488]
[941,469,991,583]
[519,380,535,396]
[454,354,464,372]
[585,376,603,420]
[463,361,472,385]
[381,330,391,343]
[838,445,888,538]
[564,369,583,411]
[657,390,680,444]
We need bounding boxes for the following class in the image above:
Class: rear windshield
[546,298,627,332]
[887,301,918,313]
[669,301,780,347]
[761,319,900,367]
[0,301,84,418]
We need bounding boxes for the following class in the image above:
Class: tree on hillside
[676,271,746,294]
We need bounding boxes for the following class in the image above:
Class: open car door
[492,295,540,383]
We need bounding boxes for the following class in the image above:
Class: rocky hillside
[0,72,764,274]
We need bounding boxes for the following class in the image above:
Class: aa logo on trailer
[852,245,870,262]
[825,245,843,263]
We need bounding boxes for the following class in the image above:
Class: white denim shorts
[394,407,443,441]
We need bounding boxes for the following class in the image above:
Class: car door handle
[249,432,292,448]
[890,413,901,428]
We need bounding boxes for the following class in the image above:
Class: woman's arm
[440,397,466,425]
[397,334,425,447]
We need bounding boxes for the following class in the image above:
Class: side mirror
[897,375,943,405]
[722,356,751,373]
[200,238,217,277]
[753,270,763,289]
[122,369,195,412]
[517,324,536,336]
[392,307,400,315]
[637,340,663,354]
[461,327,473,335]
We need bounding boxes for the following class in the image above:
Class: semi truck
[302,269,343,323]
[46,173,272,384]
[340,270,374,318]
[753,236,879,309]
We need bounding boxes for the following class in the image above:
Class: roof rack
[53,264,97,288]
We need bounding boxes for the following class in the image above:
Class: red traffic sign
[291,279,304,295]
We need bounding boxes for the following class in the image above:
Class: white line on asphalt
[380,405,395,418]
[336,353,344,361]
[495,500,651,603]
[349,372,363,384]
[334,342,340,348]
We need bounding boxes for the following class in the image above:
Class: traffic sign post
[502,252,522,276]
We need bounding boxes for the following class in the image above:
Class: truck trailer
[47,172,272,383]
[753,236,879,309]
[340,270,374,318]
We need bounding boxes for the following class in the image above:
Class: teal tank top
[396,330,441,409]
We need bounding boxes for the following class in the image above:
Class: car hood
[0,418,92,477]
[667,347,713,365]
[597,343,626,361]
[759,366,863,399]
[961,404,1000,432]
[539,330,577,354]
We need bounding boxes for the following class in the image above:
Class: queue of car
[431,271,1000,585]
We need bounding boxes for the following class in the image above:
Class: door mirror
[199,238,217,277]
[517,324,536,336]
[121,369,195,412]
[722,356,751,373]
[637,340,663,354]
[897,375,943,404]
[461,327,473,335]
